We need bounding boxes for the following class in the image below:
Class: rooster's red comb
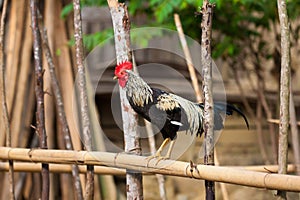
[115,61,133,75]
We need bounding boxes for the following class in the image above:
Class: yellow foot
[154,155,170,165]
[145,153,169,166]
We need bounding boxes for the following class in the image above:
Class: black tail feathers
[199,102,249,130]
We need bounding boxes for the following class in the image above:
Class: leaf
[60,3,73,19]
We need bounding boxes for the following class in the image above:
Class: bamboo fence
[0,1,299,199]
[0,147,300,192]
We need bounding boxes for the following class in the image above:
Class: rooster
[114,61,249,162]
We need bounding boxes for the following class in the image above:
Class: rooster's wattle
[114,61,249,162]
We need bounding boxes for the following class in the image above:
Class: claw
[145,150,172,166]
[154,155,170,165]
[145,139,176,166]
[145,155,170,166]
[145,152,163,166]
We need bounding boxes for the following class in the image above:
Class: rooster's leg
[164,140,175,159]
[146,138,170,165]
[154,140,175,164]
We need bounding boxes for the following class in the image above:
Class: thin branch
[145,121,167,200]
[72,0,94,199]
[39,19,83,200]
[256,98,270,164]
[30,1,49,199]
[1,147,300,192]
[107,1,143,199]
[277,0,291,199]
[174,13,203,102]
[214,149,229,200]
[200,1,215,199]
[257,77,277,164]
[249,41,277,164]
[231,65,270,164]
[289,90,300,175]
[0,0,15,199]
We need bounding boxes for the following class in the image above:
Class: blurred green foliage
[63,0,300,59]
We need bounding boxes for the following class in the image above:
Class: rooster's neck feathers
[124,70,153,107]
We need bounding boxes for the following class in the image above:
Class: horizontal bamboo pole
[236,164,296,173]
[0,162,125,175]
[0,162,296,175]
[0,147,300,192]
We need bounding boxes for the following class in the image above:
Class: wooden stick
[39,14,84,200]
[0,147,300,192]
[201,1,215,199]
[5,0,25,122]
[174,13,203,102]
[11,5,33,148]
[72,1,94,199]
[30,1,49,199]
[256,69,277,163]
[277,0,291,199]
[145,120,167,200]
[290,89,300,175]
[107,1,143,199]
[0,0,15,199]
[232,65,270,164]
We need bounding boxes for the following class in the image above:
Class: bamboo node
[114,152,121,166]
[79,151,89,164]
[7,147,12,159]
[27,148,37,163]
[263,172,271,189]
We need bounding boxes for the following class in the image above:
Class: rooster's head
[114,61,133,88]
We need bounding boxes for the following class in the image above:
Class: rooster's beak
[113,76,118,80]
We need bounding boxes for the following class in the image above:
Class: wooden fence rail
[0,147,299,192]
[0,162,296,175]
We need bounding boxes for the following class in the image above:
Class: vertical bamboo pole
[11,4,33,148]
[30,0,49,199]
[5,0,26,118]
[277,0,291,199]
[107,1,143,199]
[200,1,215,199]
[72,0,94,199]
[0,0,26,146]
[0,0,15,199]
